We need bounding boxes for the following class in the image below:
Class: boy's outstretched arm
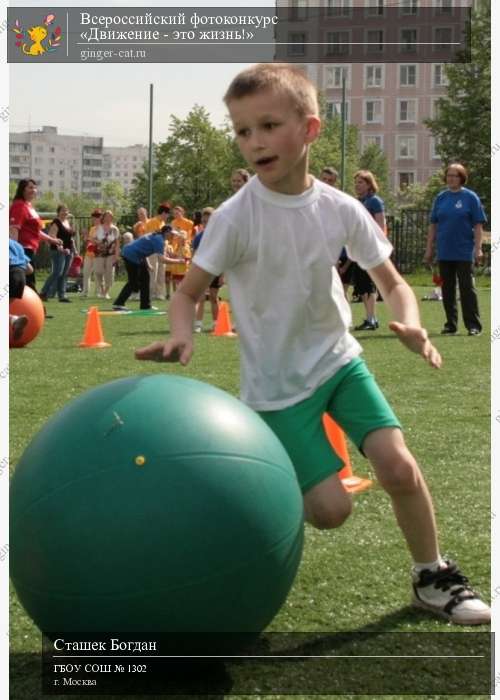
[135,264,215,366]
[369,259,442,369]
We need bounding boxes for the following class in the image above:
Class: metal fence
[34,210,491,275]
[387,209,491,273]
[387,209,430,274]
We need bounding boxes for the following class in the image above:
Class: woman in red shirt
[9,179,62,291]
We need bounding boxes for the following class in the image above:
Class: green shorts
[258,357,402,493]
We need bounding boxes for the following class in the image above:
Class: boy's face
[173,207,184,219]
[228,90,320,195]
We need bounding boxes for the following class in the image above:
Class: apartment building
[304,61,448,190]
[9,126,103,200]
[102,144,149,193]
[282,0,472,188]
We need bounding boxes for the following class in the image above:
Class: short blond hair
[224,63,319,118]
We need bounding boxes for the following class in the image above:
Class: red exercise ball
[9,286,45,348]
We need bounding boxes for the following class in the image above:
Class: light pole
[340,69,347,190]
[148,83,154,216]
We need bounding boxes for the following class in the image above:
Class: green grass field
[9,277,491,699]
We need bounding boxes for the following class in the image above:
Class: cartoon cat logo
[12,14,62,56]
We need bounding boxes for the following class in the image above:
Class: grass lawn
[9,277,491,699]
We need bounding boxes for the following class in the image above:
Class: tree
[127,146,168,217]
[55,192,99,218]
[424,0,490,218]
[35,190,57,213]
[309,96,360,194]
[395,171,445,213]
[358,143,393,210]
[101,181,129,219]
[128,106,246,217]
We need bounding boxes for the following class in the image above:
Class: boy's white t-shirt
[194,176,392,411]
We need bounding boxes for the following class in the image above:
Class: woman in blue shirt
[424,163,486,336]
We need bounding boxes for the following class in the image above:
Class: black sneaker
[59,297,72,303]
[112,305,128,311]
[412,559,490,625]
[354,320,377,331]
[468,328,482,336]
[440,326,457,335]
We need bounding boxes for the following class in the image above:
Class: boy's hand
[423,250,433,265]
[388,322,442,369]
[135,338,193,366]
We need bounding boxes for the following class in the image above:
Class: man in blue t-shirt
[113,226,182,311]
[425,164,487,336]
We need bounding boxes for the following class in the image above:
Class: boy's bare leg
[303,473,352,530]
[362,427,439,562]
[304,426,490,624]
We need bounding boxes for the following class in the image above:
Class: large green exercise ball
[10,375,304,638]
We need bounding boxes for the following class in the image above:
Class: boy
[113,225,182,311]
[136,64,489,625]
[9,235,33,340]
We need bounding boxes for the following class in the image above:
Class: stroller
[65,254,83,293]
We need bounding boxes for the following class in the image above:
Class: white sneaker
[412,559,490,625]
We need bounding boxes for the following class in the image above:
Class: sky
[9,62,249,146]
[8,0,273,146]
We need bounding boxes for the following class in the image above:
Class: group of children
[112,171,252,326]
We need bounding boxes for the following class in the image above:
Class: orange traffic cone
[212,301,237,337]
[322,414,373,493]
[79,306,111,348]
